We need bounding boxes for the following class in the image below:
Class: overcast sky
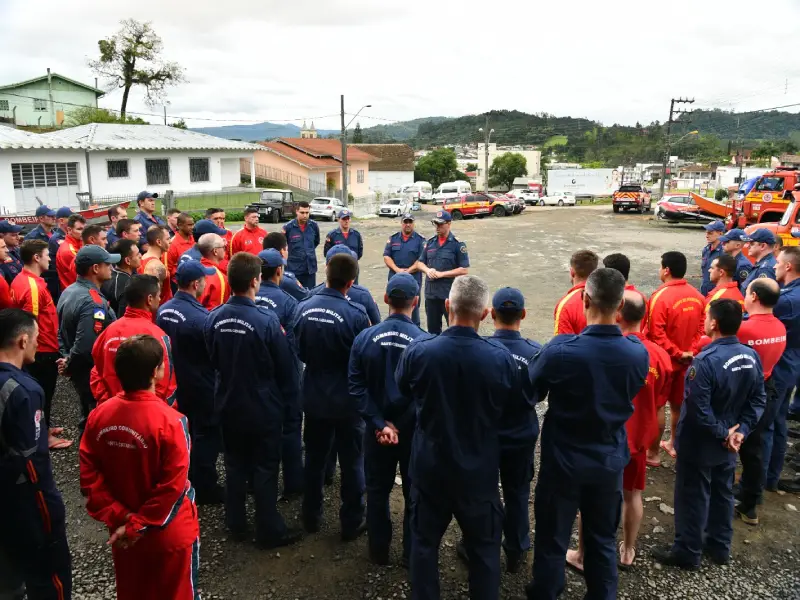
[3,0,800,132]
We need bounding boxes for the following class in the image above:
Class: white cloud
[2,0,800,133]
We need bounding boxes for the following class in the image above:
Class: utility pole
[478,116,494,192]
[164,106,167,126]
[736,117,744,185]
[341,94,348,203]
[658,97,694,198]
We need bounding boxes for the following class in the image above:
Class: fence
[240,159,332,198]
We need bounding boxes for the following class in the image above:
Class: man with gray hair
[396,274,523,600]
[197,233,230,309]
[524,268,650,600]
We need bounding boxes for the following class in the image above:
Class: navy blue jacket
[739,253,777,296]
[0,248,22,285]
[771,278,800,390]
[0,363,65,539]
[157,291,216,419]
[204,296,300,434]
[487,329,542,448]
[420,233,470,300]
[308,282,381,325]
[383,231,425,285]
[324,227,363,260]
[349,313,425,433]
[45,228,66,301]
[396,326,522,499]
[134,210,166,245]
[675,337,765,466]
[732,251,753,286]
[23,224,52,243]
[178,246,202,268]
[701,242,725,295]
[283,219,320,276]
[281,270,309,301]
[106,226,120,248]
[255,280,299,350]
[293,288,370,418]
[529,324,649,472]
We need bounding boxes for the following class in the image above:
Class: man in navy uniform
[262,232,309,302]
[383,213,425,326]
[157,260,224,505]
[0,309,72,599]
[204,253,302,548]
[739,228,778,295]
[349,273,424,566]
[293,252,371,540]
[323,209,363,283]
[652,298,765,569]
[133,191,166,247]
[0,221,24,285]
[719,228,752,286]
[23,205,56,243]
[309,246,381,325]
[700,220,725,295]
[525,268,649,600]
[283,201,320,289]
[396,275,522,600]
[418,210,469,334]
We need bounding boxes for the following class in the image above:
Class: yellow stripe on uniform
[215,268,225,304]
[648,287,669,323]
[553,288,582,335]
[27,276,39,317]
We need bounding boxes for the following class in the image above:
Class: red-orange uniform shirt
[625,332,673,454]
[704,281,744,310]
[645,279,705,366]
[199,258,230,310]
[230,226,266,256]
[10,269,59,353]
[56,236,82,290]
[553,282,586,335]
[166,233,195,280]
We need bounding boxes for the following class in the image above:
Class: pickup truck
[744,197,800,252]
[245,189,297,223]
[612,185,652,214]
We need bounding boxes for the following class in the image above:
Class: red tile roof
[257,138,378,169]
[351,144,414,171]
[257,141,341,168]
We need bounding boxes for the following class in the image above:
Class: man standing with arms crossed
[283,201,320,289]
[383,213,425,326]
[230,207,267,256]
[554,250,599,335]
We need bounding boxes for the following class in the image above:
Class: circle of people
[0,195,798,600]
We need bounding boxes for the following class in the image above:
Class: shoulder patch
[739,269,749,280]
[460,244,468,254]
[688,366,696,380]
[93,309,106,320]
[758,272,769,279]
[89,289,104,305]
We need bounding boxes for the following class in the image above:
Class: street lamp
[478,126,495,192]
[341,99,372,202]
[659,130,698,197]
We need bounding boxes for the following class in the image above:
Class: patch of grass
[544,135,568,148]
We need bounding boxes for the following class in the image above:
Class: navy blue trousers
[181,401,221,495]
[282,399,304,495]
[500,445,536,559]
[424,299,448,335]
[295,272,316,289]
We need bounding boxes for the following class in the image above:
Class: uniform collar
[491,329,522,340]
[121,389,162,403]
[227,295,255,307]
[432,232,455,244]
[0,362,24,376]
[259,281,281,291]
[567,282,586,293]
[441,325,480,338]
[123,307,154,321]
[781,278,800,291]
[625,283,638,291]
[317,287,347,300]
[706,240,721,250]
[137,210,158,222]
[20,268,43,281]
[387,313,414,324]
[756,254,776,267]
[706,336,738,348]
[661,278,688,288]
[200,257,219,269]
[76,277,102,292]
[712,281,739,292]
[626,331,646,341]
[582,324,623,336]
[174,290,203,307]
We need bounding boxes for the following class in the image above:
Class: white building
[0,124,262,215]
[352,143,415,194]
[475,143,541,191]
[715,166,767,189]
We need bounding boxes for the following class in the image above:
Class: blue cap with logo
[55,207,73,219]
[176,260,216,286]
[432,210,452,224]
[386,273,419,299]
[744,229,777,245]
[75,245,121,269]
[137,191,158,202]
[720,228,747,243]
[0,220,23,234]
[338,209,352,219]
[325,244,356,263]
[703,220,725,232]
[258,248,286,268]
[493,287,525,311]
[35,205,56,218]
[401,213,415,222]
[192,219,226,239]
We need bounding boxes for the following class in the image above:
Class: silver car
[310,196,346,221]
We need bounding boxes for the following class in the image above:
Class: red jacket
[697,314,786,379]
[140,255,173,305]
[230,225,266,256]
[553,282,586,335]
[625,332,672,454]
[90,307,177,407]
[705,281,744,308]
[56,236,82,290]
[645,279,705,366]
[10,269,59,353]
[222,229,234,259]
[0,276,10,310]
[166,233,194,280]
[79,390,198,551]
[199,258,230,309]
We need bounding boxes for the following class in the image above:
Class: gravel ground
[49,205,800,599]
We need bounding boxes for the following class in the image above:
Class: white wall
[370,170,414,193]
[476,143,541,190]
[0,148,88,215]
[715,166,766,189]
[220,157,241,187]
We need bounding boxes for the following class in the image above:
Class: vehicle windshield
[619,185,642,192]
[780,202,796,226]
[386,199,401,205]
[755,177,785,192]
[311,198,329,205]
[261,192,287,201]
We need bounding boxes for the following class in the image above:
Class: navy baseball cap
[137,191,158,202]
[75,245,121,269]
[401,213,415,222]
[720,228,747,243]
[192,219,226,238]
[325,245,356,263]
[703,220,725,232]
[744,229,777,245]
[258,248,286,268]
[35,205,56,218]
[432,210,452,224]
[0,220,23,234]
[493,287,525,311]
[176,260,215,286]
[386,273,419,299]
[55,207,73,219]
[338,209,352,219]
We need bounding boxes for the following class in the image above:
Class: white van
[433,181,472,204]
[399,181,434,203]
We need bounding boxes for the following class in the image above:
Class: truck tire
[493,205,506,217]
[451,210,463,221]
[613,205,620,213]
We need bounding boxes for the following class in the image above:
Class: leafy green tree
[65,107,147,127]
[89,18,186,120]
[466,162,478,172]
[414,148,460,188]
[170,118,188,129]
[352,122,364,143]
[488,152,528,190]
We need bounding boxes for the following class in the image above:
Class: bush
[187,210,244,223]
[715,189,729,201]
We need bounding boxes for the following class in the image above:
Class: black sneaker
[195,485,225,506]
[506,550,528,574]
[256,528,303,549]
[650,546,700,570]
[735,503,759,526]
[778,478,800,494]
[703,548,730,565]
[455,540,469,564]
[369,549,390,566]
[341,520,367,542]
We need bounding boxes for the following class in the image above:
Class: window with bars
[357,169,365,184]
[0,100,8,111]
[11,163,79,189]
[33,99,47,112]
[145,159,170,185]
[107,160,129,179]
[189,158,210,183]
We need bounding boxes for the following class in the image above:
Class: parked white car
[310,196,347,221]
[398,182,434,203]
[378,198,412,217]
[433,181,472,204]
[515,190,541,205]
[539,192,577,206]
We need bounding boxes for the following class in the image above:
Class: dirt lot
[50,205,800,599]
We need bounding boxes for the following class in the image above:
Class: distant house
[0,70,104,128]
[780,154,800,168]
[0,124,263,215]
[253,138,377,197]
[352,143,414,193]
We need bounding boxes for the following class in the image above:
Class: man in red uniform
[603,253,649,329]
[230,207,266,256]
[705,254,744,307]
[55,214,85,290]
[198,233,230,309]
[167,213,195,282]
[553,249,598,335]
[80,334,199,600]
[90,275,177,407]
[0,238,11,309]
[11,239,72,449]
[140,225,173,305]
[646,251,705,462]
